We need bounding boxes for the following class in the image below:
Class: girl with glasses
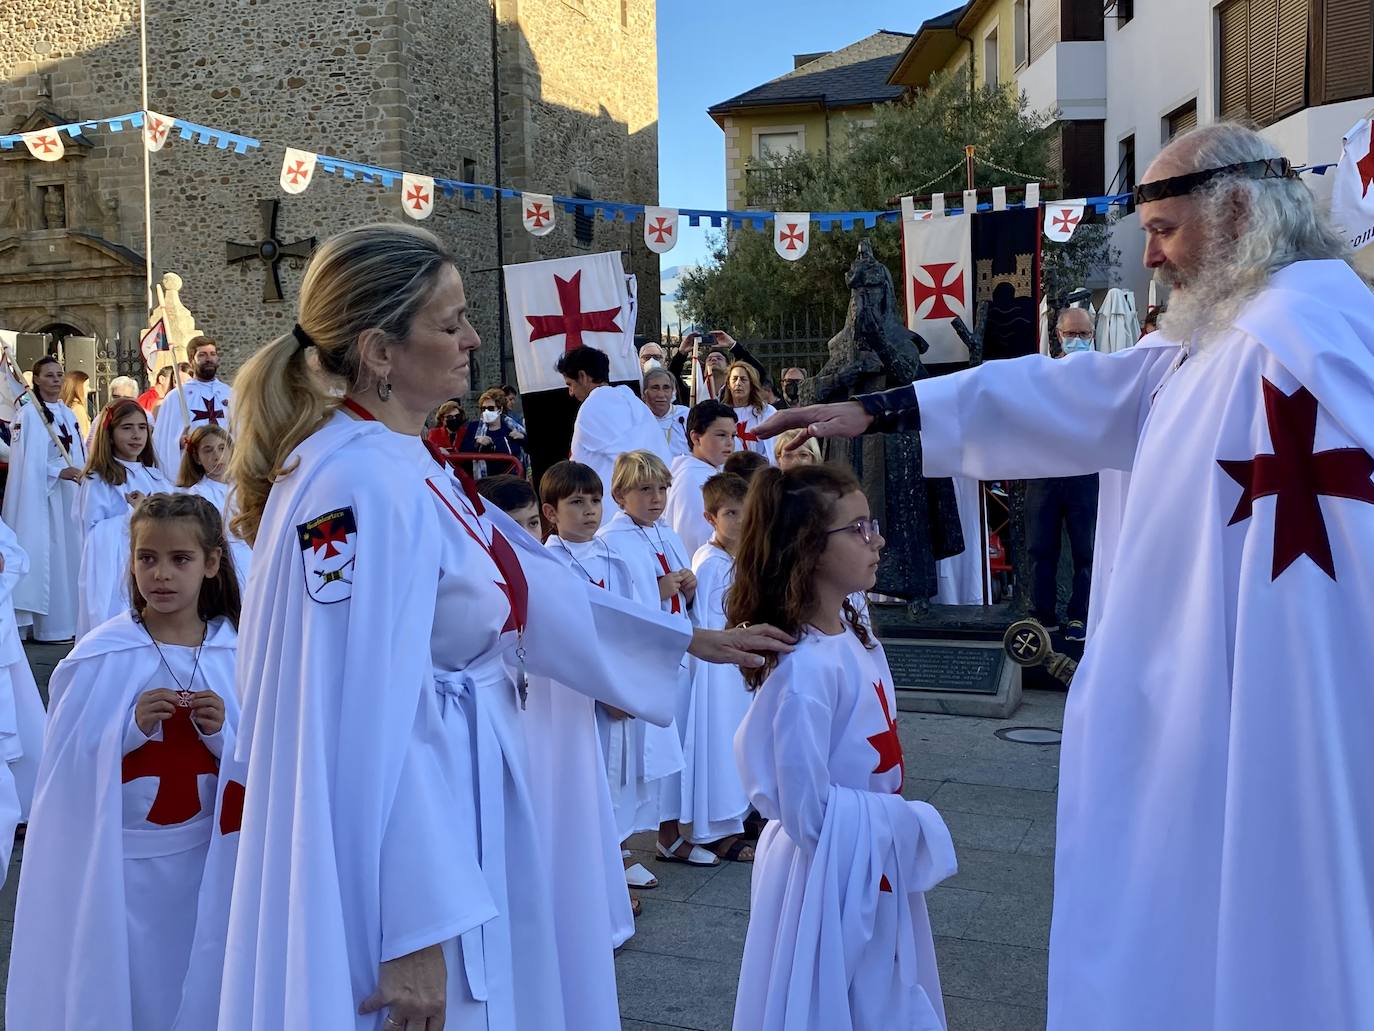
[727,464,956,1031]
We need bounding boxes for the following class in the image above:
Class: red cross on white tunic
[121,707,220,826]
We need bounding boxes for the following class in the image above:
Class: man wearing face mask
[458,387,525,478]
[1023,306,1099,641]
[779,367,806,409]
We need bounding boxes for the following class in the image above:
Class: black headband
[1133,158,1296,204]
[291,323,316,351]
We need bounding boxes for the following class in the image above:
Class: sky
[655,0,950,274]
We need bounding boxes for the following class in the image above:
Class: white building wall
[1102,1,1374,309]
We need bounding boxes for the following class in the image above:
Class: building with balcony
[707,30,911,210]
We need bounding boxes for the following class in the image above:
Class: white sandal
[625,862,659,888]
[656,836,720,867]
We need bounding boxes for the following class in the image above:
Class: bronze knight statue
[801,240,964,603]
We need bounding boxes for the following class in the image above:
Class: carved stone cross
[226,199,316,302]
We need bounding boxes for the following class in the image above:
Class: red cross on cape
[122,707,221,826]
[1218,378,1374,581]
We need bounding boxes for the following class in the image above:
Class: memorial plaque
[885,641,1003,695]
[881,637,1022,718]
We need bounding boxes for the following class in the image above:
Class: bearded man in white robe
[759,121,1374,1031]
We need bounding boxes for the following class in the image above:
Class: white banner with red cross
[1331,117,1374,252]
[901,212,973,364]
[503,251,638,394]
[1044,200,1085,242]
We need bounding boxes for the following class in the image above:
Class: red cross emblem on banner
[911,262,966,321]
[190,398,225,425]
[647,216,674,244]
[122,708,220,826]
[526,202,552,228]
[405,182,431,211]
[1052,208,1082,234]
[1358,135,1374,197]
[526,270,622,351]
[1217,378,1374,581]
[284,160,310,186]
[32,134,58,154]
[147,117,169,145]
[778,223,805,250]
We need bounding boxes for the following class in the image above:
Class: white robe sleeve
[770,677,837,856]
[915,346,1180,480]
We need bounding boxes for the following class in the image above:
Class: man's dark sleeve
[729,342,767,379]
[667,351,692,404]
[854,383,921,435]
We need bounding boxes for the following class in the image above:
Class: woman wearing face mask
[427,400,467,450]
[459,387,524,478]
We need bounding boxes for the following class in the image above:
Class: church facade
[0,0,660,390]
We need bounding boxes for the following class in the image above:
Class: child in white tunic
[666,399,737,559]
[540,460,656,926]
[681,472,754,858]
[729,464,957,1031]
[599,450,718,867]
[3,356,86,641]
[177,425,253,593]
[76,399,171,637]
[6,492,242,1031]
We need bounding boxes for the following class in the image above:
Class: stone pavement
[0,643,1063,1030]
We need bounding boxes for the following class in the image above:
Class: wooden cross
[226,199,316,302]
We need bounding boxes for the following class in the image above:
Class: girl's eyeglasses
[825,518,880,545]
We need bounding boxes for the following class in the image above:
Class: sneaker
[1064,620,1086,642]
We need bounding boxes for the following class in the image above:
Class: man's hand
[677,333,696,357]
[753,401,873,451]
[710,330,738,350]
[689,624,795,668]
[58,466,82,483]
[134,689,180,736]
[359,943,447,1031]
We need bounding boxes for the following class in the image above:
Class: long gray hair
[1159,122,1351,343]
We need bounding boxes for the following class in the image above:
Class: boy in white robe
[4,357,86,641]
[666,399,737,559]
[599,449,720,867]
[7,492,242,1031]
[680,473,754,857]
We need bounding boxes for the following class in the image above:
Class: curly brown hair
[726,463,874,690]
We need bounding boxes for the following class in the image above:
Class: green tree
[678,69,1118,339]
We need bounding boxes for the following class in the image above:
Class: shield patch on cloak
[297,507,358,604]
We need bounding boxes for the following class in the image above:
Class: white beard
[1157,263,1267,348]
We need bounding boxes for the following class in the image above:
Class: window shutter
[1322,0,1374,103]
[1029,0,1059,63]
[1272,0,1309,120]
[1167,101,1198,139]
[1247,0,1280,124]
[1219,0,1251,118]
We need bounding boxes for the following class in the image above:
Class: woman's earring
[377,379,393,402]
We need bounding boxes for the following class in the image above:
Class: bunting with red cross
[502,251,638,394]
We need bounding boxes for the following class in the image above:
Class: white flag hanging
[1024,182,1041,208]
[401,172,435,220]
[279,149,317,195]
[992,186,1008,211]
[962,189,979,214]
[503,251,636,394]
[931,193,946,217]
[1044,200,1086,242]
[21,130,64,162]
[1330,117,1374,252]
[143,111,174,152]
[773,213,811,261]
[902,213,973,364]
[643,206,679,254]
[522,193,556,237]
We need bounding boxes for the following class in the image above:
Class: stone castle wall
[0,0,659,391]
